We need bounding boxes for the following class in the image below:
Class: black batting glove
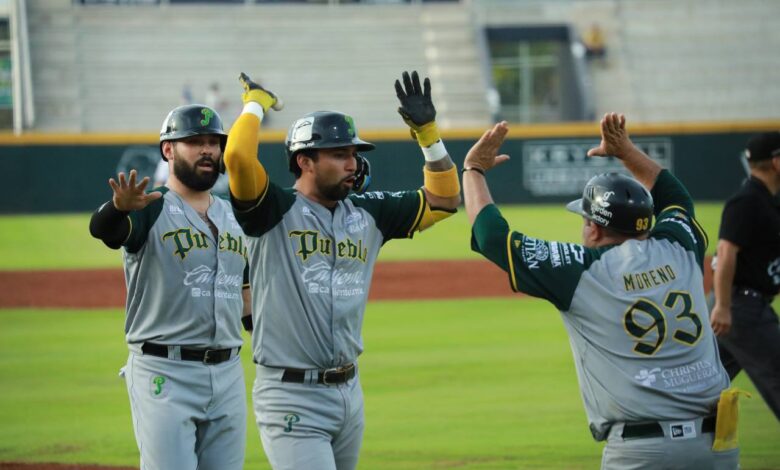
[395,71,436,127]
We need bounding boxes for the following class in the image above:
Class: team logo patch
[634,368,660,387]
[344,115,356,137]
[200,108,214,126]
[292,117,314,142]
[599,191,615,207]
[669,421,696,440]
[284,413,300,433]
[519,237,549,269]
[150,375,169,398]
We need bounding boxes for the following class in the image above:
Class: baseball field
[0,204,778,469]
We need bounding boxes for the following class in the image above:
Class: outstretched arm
[89,169,162,249]
[587,112,696,216]
[462,122,511,224]
[586,113,661,189]
[395,71,460,228]
[224,72,282,207]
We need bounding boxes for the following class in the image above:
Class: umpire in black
[710,131,780,420]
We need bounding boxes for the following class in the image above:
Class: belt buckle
[203,349,219,364]
[322,367,341,385]
[322,364,353,385]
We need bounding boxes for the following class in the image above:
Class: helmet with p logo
[159,104,228,161]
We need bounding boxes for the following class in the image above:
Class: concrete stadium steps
[25,1,491,132]
[617,0,780,122]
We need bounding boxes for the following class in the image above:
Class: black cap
[745,131,780,162]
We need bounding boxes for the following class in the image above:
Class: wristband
[461,166,485,176]
[242,102,265,121]
[241,315,253,332]
[421,140,448,162]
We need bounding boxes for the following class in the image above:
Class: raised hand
[109,169,162,211]
[238,72,284,112]
[463,121,511,173]
[587,112,633,159]
[395,70,436,128]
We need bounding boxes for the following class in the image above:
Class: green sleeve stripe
[406,189,426,238]
[659,204,709,249]
[690,216,708,250]
[507,232,519,292]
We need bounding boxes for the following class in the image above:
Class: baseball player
[222,71,461,470]
[88,104,250,470]
[463,115,738,469]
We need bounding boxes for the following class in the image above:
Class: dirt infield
[0,260,517,309]
[0,258,713,309]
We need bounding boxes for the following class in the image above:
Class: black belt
[281,364,356,385]
[622,416,716,440]
[141,342,238,365]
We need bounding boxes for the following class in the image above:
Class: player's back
[563,236,728,438]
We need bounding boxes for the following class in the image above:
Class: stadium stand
[18,0,780,132]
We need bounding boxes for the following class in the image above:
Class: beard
[172,149,220,192]
[317,175,352,202]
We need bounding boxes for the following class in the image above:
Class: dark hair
[289,149,318,178]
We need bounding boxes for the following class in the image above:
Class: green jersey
[472,170,729,440]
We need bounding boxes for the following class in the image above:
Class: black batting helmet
[566,172,654,235]
[285,111,375,174]
[159,104,228,161]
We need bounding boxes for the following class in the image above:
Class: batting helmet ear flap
[353,154,371,194]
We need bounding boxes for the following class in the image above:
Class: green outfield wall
[1,121,778,214]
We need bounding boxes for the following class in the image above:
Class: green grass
[0,203,726,270]
[0,203,765,468]
[1,302,778,469]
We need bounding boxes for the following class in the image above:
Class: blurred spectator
[181,82,193,105]
[205,82,228,118]
[582,23,607,65]
[486,87,501,123]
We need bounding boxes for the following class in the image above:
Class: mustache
[196,156,218,166]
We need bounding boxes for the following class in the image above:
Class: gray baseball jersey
[117,187,249,470]
[235,182,425,470]
[472,170,730,441]
[123,187,247,349]
[235,183,425,368]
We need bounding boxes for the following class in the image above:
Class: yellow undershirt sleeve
[224,113,269,201]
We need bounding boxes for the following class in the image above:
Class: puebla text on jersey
[471,170,729,440]
[123,188,248,349]
[234,182,426,370]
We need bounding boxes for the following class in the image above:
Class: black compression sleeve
[89,200,131,249]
